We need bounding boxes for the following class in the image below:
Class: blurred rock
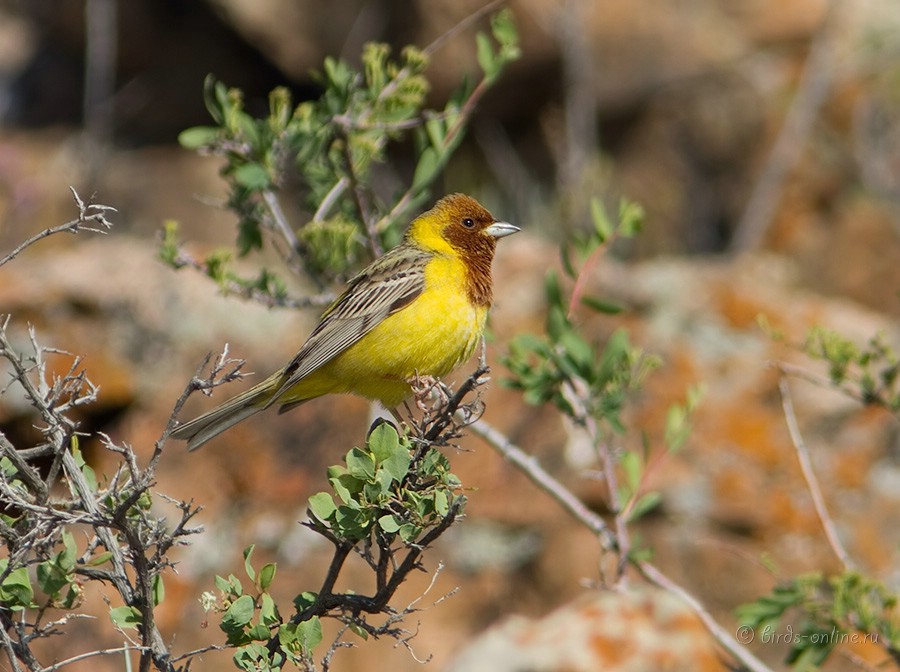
[444,588,724,672]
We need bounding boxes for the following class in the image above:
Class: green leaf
[346,447,376,481]
[0,562,33,609]
[260,592,279,627]
[233,642,269,670]
[369,422,400,460]
[152,574,165,606]
[109,605,143,630]
[258,563,276,591]
[558,330,594,378]
[398,522,420,542]
[233,163,270,190]
[202,74,226,124]
[178,125,219,149]
[378,514,401,533]
[591,197,613,243]
[308,492,337,520]
[581,295,623,314]
[348,621,369,640]
[293,591,317,612]
[476,32,498,81]
[370,426,411,483]
[215,574,243,597]
[70,437,97,492]
[491,8,519,48]
[243,545,256,582]
[546,304,569,343]
[434,489,449,516]
[628,491,662,521]
[620,451,643,495]
[412,146,440,191]
[61,531,77,570]
[618,199,644,237]
[296,616,323,652]
[222,594,256,630]
[247,623,270,642]
[37,559,70,598]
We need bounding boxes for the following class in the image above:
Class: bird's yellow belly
[299,255,488,406]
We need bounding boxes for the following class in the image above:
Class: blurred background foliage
[4,0,900,295]
[3,1,900,671]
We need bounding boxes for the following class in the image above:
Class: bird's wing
[271,247,431,398]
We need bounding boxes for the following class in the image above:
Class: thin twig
[313,177,350,222]
[467,417,617,551]
[42,645,143,672]
[778,375,855,569]
[261,189,301,257]
[421,0,507,57]
[636,560,774,672]
[560,376,629,581]
[472,413,772,669]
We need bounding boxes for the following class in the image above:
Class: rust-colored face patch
[437,194,500,307]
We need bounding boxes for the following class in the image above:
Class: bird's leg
[409,373,438,413]
[409,373,457,415]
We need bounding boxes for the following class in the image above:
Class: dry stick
[730,1,841,252]
[0,199,114,267]
[469,417,775,672]
[778,376,855,570]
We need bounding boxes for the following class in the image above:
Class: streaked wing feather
[271,249,429,399]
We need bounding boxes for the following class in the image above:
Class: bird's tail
[171,373,281,451]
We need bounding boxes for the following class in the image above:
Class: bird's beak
[485,221,520,238]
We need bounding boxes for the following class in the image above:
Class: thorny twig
[0,303,230,671]
[0,188,115,268]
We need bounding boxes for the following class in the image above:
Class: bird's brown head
[409,193,519,306]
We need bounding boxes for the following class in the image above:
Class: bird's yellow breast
[294,253,488,406]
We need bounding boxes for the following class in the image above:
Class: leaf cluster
[738,571,900,668]
[309,422,464,544]
[502,197,702,540]
[803,327,900,411]
[502,198,654,430]
[198,419,466,671]
[170,9,520,299]
[206,546,322,671]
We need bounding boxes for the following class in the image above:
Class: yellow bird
[172,193,519,451]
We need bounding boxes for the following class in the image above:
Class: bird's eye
[462,217,475,228]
